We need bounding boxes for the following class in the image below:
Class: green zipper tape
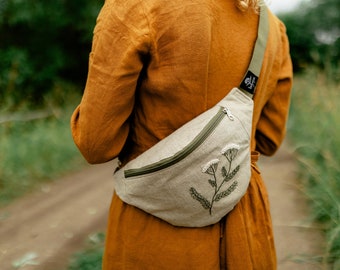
[124,107,228,178]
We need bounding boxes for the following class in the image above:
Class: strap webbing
[239,3,269,96]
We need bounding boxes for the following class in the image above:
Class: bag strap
[239,3,269,97]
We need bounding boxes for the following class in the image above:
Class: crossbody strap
[239,2,269,97]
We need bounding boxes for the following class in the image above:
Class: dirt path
[0,142,325,270]
[260,141,325,269]
[0,162,114,270]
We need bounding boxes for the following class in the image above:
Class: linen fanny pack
[113,4,269,227]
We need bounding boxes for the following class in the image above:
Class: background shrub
[0,0,103,109]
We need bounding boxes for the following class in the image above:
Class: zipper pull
[223,107,235,121]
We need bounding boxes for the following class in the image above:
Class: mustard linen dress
[71,0,293,269]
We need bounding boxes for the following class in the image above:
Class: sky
[267,0,305,13]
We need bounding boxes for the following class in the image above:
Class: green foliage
[68,249,103,270]
[279,0,340,77]
[0,94,85,206]
[68,233,105,270]
[0,0,103,109]
[288,69,340,266]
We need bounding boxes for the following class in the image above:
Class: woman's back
[71,0,293,268]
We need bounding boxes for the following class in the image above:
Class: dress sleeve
[255,22,293,156]
[71,0,150,164]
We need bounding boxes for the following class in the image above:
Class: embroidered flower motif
[191,144,241,215]
[201,159,220,175]
[221,144,240,162]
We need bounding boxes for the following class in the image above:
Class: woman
[71,0,293,268]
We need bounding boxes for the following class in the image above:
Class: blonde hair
[236,0,261,12]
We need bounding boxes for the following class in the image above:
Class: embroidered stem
[209,159,233,214]
[209,171,219,215]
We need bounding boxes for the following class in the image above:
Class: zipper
[223,107,235,121]
[124,107,232,178]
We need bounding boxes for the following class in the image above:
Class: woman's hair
[236,0,260,12]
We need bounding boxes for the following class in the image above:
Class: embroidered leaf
[221,166,228,178]
[208,179,216,188]
[189,187,211,210]
[225,165,240,182]
[214,181,238,202]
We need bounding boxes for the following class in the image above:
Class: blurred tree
[0,0,103,109]
[281,10,315,72]
[307,0,340,74]
[279,0,340,76]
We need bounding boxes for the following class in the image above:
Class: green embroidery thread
[190,144,241,215]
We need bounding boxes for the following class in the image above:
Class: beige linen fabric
[114,88,253,227]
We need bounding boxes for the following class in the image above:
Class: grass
[67,232,105,270]
[288,69,340,267]
[0,93,86,206]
